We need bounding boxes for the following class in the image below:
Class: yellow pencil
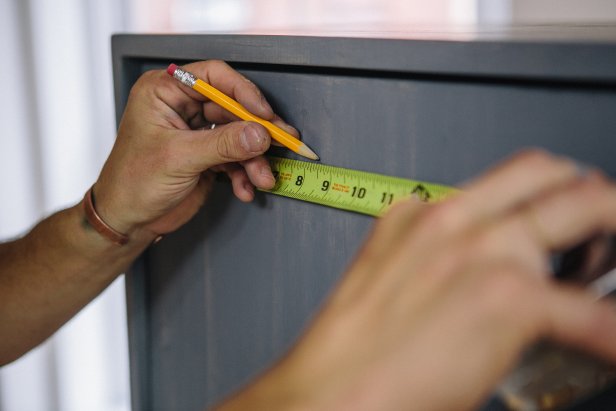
[167,63,319,161]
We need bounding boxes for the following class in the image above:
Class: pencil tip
[298,144,320,161]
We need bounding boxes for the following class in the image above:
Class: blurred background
[1,0,616,410]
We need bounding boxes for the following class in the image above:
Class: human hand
[93,60,298,240]
[226,150,616,411]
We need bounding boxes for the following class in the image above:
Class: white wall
[511,0,616,23]
[0,1,131,410]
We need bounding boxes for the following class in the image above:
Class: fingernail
[241,124,268,153]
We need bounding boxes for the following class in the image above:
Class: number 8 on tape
[263,157,458,217]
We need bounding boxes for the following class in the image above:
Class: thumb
[183,121,271,170]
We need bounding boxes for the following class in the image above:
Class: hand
[93,60,298,239]
[219,150,616,411]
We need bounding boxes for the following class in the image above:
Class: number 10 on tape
[263,157,458,217]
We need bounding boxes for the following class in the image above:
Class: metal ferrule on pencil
[172,67,196,87]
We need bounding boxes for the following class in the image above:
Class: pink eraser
[166,63,178,76]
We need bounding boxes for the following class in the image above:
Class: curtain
[0,1,132,410]
[0,1,512,410]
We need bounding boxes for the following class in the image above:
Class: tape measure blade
[263,156,457,217]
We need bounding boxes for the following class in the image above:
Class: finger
[154,60,274,129]
[203,105,299,149]
[364,199,428,257]
[203,101,242,124]
[270,115,300,146]
[202,103,295,126]
[370,150,582,273]
[446,172,616,281]
[240,156,276,189]
[454,221,551,278]
[230,170,255,202]
[347,192,462,287]
[459,149,581,224]
[516,171,616,252]
[178,122,271,172]
[216,163,255,202]
[371,158,595,286]
[541,284,616,364]
[340,198,429,290]
[183,60,274,119]
[185,110,210,130]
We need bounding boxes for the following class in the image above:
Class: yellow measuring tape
[262,157,458,217]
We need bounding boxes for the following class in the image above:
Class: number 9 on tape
[262,157,458,217]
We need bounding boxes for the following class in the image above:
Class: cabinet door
[125,60,616,411]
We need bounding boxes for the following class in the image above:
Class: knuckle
[574,172,612,207]
[380,198,419,220]
[587,301,616,335]
[418,199,466,235]
[370,202,415,242]
[474,268,533,314]
[215,130,239,161]
[139,69,160,86]
[515,148,579,176]
[144,68,160,79]
[513,148,554,170]
[594,172,612,189]
[468,231,498,257]
[587,171,611,189]
[129,70,159,98]
[580,176,605,197]
[206,59,228,72]
[207,59,225,66]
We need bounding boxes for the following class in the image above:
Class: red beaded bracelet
[83,186,129,246]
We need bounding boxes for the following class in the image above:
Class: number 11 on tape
[262,157,458,217]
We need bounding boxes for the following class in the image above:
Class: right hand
[221,150,616,411]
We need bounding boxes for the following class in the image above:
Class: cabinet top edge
[111,28,616,83]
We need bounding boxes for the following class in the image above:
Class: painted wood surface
[113,32,616,411]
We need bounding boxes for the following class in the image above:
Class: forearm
[0,199,154,365]
[0,61,280,367]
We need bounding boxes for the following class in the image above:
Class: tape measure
[262,157,458,217]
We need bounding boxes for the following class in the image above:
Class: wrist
[83,185,161,247]
[83,186,130,245]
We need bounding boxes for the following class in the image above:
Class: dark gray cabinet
[112,28,616,411]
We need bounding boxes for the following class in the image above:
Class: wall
[511,0,616,23]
